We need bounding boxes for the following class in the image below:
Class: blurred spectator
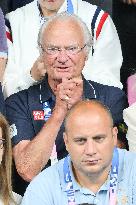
[113,1,136,152]
[0,8,7,114]
[124,102,136,152]
[0,113,22,204]
[127,72,136,106]
[0,8,7,83]
[123,59,136,151]
[113,0,136,93]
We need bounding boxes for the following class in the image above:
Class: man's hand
[30,56,46,81]
[55,77,83,111]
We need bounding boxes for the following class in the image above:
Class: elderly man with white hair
[4,0,123,98]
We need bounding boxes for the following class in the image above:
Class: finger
[64,89,73,97]
[61,78,82,90]
[72,77,83,86]
[61,76,72,84]
[67,102,72,110]
[59,92,70,102]
[61,82,77,91]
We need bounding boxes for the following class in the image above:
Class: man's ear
[63,132,69,151]
[112,127,118,146]
[63,132,68,144]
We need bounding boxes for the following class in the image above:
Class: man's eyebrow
[92,134,106,138]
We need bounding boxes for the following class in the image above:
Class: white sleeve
[3,12,37,99]
[3,39,36,98]
[83,14,123,89]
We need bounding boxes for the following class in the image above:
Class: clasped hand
[56,77,83,110]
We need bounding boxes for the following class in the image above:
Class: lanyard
[43,101,58,165]
[63,154,76,205]
[63,147,119,205]
[109,147,119,205]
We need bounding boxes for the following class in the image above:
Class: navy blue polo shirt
[6,76,127,163]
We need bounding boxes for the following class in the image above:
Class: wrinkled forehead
[42,18,85,45]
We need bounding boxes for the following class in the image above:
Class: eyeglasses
[0,138,5,149]
[39,44,87,55]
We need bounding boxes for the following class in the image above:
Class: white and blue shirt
[21,148,136,205]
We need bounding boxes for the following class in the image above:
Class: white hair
[38,12,93,55]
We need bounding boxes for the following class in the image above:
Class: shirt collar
[59,150,124,195]
[83,76,97,100]
[39,75,55,103]
[60,156,110,196]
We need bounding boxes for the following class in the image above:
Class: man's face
[64,106,117,178]
[41,19,87,81]
[38,0,65,12]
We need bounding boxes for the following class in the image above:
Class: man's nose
[84,139,97,155]
[57,49,69,63]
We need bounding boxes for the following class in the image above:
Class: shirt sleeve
[5,91,35,146]
[21,171,55,205]
[3,13,37,98]
[21,190,51,205]
[85,12,123,89]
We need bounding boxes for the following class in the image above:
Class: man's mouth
[56,67,70,71]
[47,0,55,2]
[83,159,100,165]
